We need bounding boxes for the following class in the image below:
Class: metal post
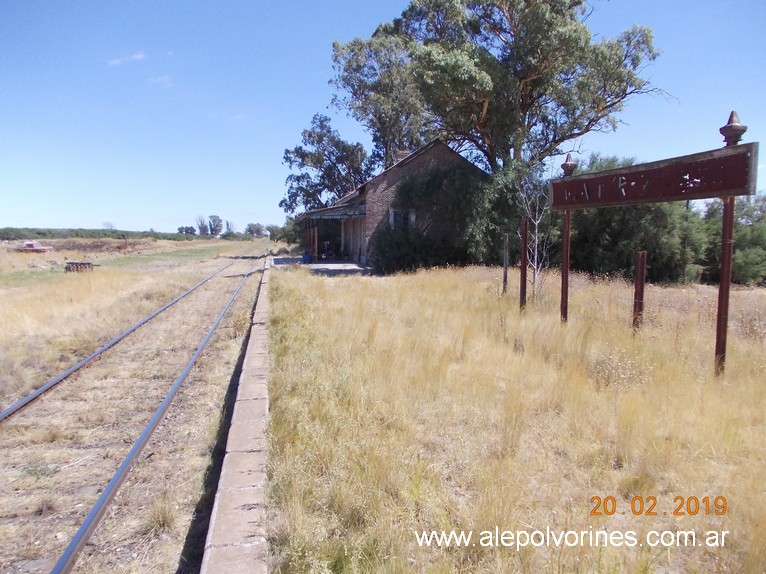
[560,154,576,322]
[715,111,747,375]
[633,250,647,331]
[502,232,509,295]
[715,196,735,374]
[561,210,570,322]
[520,219,528,309]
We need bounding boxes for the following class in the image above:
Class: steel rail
[0,261,238,423]
[50,256,265,574]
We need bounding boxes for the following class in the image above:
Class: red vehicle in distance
[14,241,53,253]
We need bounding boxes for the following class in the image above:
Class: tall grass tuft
[145,489,177,536]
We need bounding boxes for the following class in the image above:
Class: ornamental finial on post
[561,153,577,177]
[720,111,747,147]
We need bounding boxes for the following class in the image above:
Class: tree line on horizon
[0,216,296,244]
[0,227,197,242]
[176,215,297,242]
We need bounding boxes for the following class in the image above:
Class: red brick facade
[299,139,486,264]
[364,142,459,247]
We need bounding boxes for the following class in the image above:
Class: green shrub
[371,226,467,274]
[733,247,766,285]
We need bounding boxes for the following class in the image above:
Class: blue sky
[1,1,764,233]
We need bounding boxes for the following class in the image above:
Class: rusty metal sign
[550,142,758,210]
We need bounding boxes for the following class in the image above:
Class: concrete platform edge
[200,258,271,574]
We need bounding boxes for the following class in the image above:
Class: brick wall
[363,141,483,258]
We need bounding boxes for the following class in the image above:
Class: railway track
[0,260,238,424]
[0,253,268,573]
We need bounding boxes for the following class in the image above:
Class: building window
[389,208,416,229]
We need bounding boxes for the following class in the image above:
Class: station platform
[200,259,271,574]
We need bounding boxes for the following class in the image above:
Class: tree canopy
[334,0,659,173]
[704,195,766,285]
[280,114,375,214]
[332,32,437,169]
[208,215,223,236]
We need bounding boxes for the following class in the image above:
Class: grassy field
[267,266,766,573]
[0,237,238,285]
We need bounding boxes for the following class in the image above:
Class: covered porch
[297,202,367,264]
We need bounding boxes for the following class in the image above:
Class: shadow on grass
[174,283,261,574]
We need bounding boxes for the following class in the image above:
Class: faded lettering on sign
[550,143,758,210]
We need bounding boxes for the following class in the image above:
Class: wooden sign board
[550,142,758,210]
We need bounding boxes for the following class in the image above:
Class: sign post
[715,112,749,374]
[549,113,758,373]
[559,155,577,322]
[633,251,647,331]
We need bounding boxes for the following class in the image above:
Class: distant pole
[715,111,747,375]
[502,232,509,295]
[633,251,647,331]
[520,219,528,309]
[560,154,576,322]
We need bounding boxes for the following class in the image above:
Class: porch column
[356,220,361,262]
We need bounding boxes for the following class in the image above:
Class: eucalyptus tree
[287,0,660,266]
[390,0,660,172]
[704,195,766,284]
[208,215,223,236]
[196,215,209,236]
[245,223,265,237]
[332,32,437,169]
[280,114,376,214]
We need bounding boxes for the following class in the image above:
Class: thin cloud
[108,51,146,66]
[149,75,174,88]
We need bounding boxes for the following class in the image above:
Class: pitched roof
[295,201,365,222]
[336,139,480,203]
[296,139,484,220]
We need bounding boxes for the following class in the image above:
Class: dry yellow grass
[267,266,765,573]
